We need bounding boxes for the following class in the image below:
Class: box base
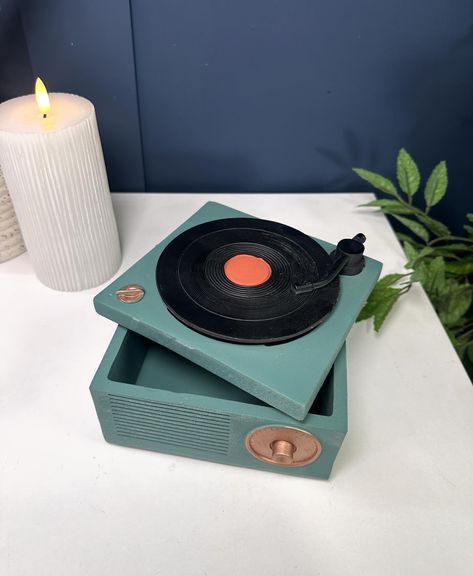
[90,326,348,480]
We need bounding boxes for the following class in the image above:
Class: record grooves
[156,218,340,344]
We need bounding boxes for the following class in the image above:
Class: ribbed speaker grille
[108,395,231,455]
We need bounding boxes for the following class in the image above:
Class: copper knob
[245,427,322,467]
[115,284,145,303]
[271,440,296,464]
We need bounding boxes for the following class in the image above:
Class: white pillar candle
[0,89,121,291]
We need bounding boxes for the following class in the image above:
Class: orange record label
[224,254,272,286]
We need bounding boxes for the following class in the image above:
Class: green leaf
[416,213,450,237]
[403,241,418,264]
[392,214,430,243]
[435,243,471,253]
[430,252,462,261]
[357,281,404,330]
[396,233,423,248]
[376,273,406,289]
[467,342,473,364]
[437,284,473,327]
[373,288,402,331]
[397,148,420,198]
[424,161,448,208]
[416,247,435,260]
[428,244,473,260]
[357,284,391,321]
[411,261,428,283]
[445,256,473,276]
[359,199,414,215]
[405,244,435,268]
[427,256,447,295]
[464,225,473,238]
[445,327,461,352]
[466,213,473,223]
[353,168,398,197]
[412,256,446,296]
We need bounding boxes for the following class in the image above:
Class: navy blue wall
[0,0,32,100]
[15,0,145,192]
[1,1,473,231]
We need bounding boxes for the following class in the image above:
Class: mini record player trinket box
[90,202,382,480]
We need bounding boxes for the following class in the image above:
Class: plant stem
[428,235,473,246]
[456,320,473,335]
[446,286,473,295]
[395,195,423,215]
[456,327,473,341]
[389,194,473,246]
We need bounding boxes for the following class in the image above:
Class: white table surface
[1,193,472,576]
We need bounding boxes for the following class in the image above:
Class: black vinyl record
[156,218,340,344]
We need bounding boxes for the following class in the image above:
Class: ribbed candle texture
[0,94,121,291]
[0,166,26,263]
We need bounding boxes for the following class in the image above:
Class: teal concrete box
[91,201,381,479]
[94,201,381,421]
[90,326,348,480]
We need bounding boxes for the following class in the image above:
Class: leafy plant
[354,149,473,378]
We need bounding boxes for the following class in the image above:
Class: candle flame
[35,77,51,116]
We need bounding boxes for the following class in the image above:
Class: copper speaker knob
[115,284,145,303]
[271,440,296,464]
[245,427,322,467]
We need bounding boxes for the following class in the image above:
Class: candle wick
[43,113,47,119]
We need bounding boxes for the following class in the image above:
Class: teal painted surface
[94,201,381,420]
[90,326,347,480]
